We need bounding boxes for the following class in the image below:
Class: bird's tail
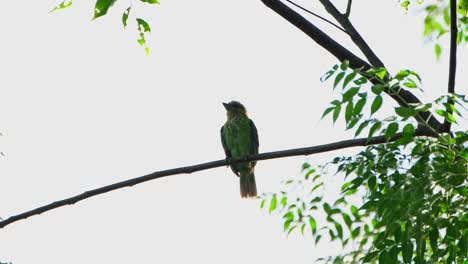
[240,170,257,198]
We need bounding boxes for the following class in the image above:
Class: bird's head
[223,101,247,119]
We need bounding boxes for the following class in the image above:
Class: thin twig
[318,0,384,68]
[442,0,458,133]
[284,0,348,34]
[0,131,432,229]
[345,0,352,17]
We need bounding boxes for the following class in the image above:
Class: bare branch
[318,0,384,68]
[284,0,347,34]
[260,0,442,132]
[0,131,433,229]
[345,0,352,17]
[442,0,458,133]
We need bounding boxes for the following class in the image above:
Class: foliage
[49,0,73,13]
[50,0,159,53]
[262,61,468,263]
[399,0,468,59]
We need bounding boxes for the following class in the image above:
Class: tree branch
[260,0,442,132]
[318,0,385,68]
[442,0,458,133]
[0,131,432,229]
[284,0,347,34]
[345,0,352,17]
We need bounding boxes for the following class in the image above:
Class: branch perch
[284,0,347,34]
[0,131,431,229]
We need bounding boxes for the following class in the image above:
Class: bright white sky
[0,0,466,263]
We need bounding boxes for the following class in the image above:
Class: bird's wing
[249,119,259,154]
[221,125,239,176]
[249,119,259,167]
[220,125,231,158]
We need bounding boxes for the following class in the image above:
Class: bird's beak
[222,102,229,110]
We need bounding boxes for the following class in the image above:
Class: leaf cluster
[263,62,467,263]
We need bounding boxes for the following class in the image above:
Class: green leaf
[260,199,265,209]
[394,70,410,81]
[287,225,297,236]
[140,0,160,4]
[315,234,322,245]
[334,72,345,89]
[435,43,442,60]
[362,251,379,263]
[342,213,352,228]
[429,228,439,253]
[371,84,385,95]
[353,97,366,116]
[311,182,324,192]
[280,196,287,207]
[283,218,293,231]
[345,101,354,124]
[321,68,336,82]
[371,95,383,115]
[269,195,277,214]
[402,123,415,138]
[49,0,73,13]
[309,217,317,234]
[446,112,456,123]
[136,18,151,33]
[343,71,357,89]
[378,250,388,264]
[333,105,341,123]
[283,211,294,220]
[368,121,382,141]
[310,196,322,203]
[355,120,370,137]
[340,60,349,70]
[342,87,360,102]
[403,78,417,88]
[321,106,335,119]
[334,222,343,239]
[402,242,413,263]
[400,0,410,10]
[122,6,131,28]
[374,68,387,80]
[353,76,367,85]
[347,116,361,129]
[395,106,417,119]
[351,226,361,239]
[350,205,359,218]
[385,122,399,141]
[300,223,306,235]
[93,0,117,19]
[368,176,377,190]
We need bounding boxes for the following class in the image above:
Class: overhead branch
[0,131,433,229]
[284,0,347,34]
[442,0,458,133]
[318,0,385,68]
[260,0,442,132]
[345,0,352,17]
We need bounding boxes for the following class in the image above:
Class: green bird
[220,101,259,198]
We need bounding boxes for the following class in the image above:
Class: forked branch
[318,0,384,68]
[261,0,442,132]
[285,0,347,34]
